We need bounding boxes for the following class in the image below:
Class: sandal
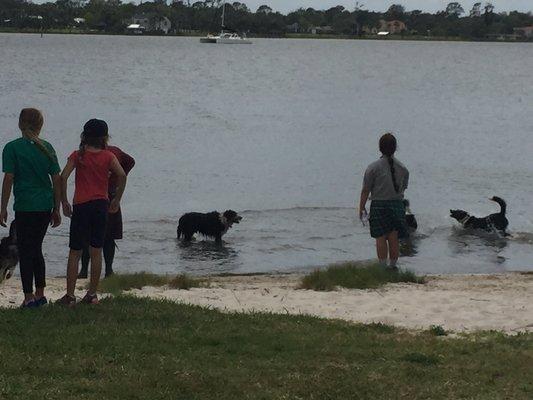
[20,299,38,309]
[56,294,76,307]
[81,292,99,305]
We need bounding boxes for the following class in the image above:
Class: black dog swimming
[0,221,18,284]
[177,210,242,243]
[450,196,508,235]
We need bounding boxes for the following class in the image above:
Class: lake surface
[1,33,532,276]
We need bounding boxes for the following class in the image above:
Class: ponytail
[379,132,399,194]
[387,156,400,193]
[19,108,53,162]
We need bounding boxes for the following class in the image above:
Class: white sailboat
[200,2,252,44]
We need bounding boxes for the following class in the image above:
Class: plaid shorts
[369,200,408,239]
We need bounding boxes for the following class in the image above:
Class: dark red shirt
[107,146,135,195]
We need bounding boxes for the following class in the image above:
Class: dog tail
[491,196,506,215]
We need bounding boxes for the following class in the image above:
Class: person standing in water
[359,133,409,270]
[1,108,62,308]
[57,119,127,306]
[78,144,135,279]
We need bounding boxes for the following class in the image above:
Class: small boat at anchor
[200,2,252,44]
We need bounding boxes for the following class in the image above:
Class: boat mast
[221,1,226,30]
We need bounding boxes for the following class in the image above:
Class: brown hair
[18,108,52,161]
[78,134,109,164]
[379,133,399,193]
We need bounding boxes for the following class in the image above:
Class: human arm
[0,174,14,227]
[60,159,75,218]
[108,156,127,214]
[50,174,62,227]
[359,166,373,220]
[359,187,370,221]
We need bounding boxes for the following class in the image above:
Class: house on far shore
[309,26,334,35]
[513,26,533,39]
[286,22,300,33]
[129,14,172,34]
[378,19,407,35]
[126,23,145,34]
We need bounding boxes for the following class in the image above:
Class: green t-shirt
[2,137,61,212]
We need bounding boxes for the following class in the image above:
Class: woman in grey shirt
[359,133,409,269]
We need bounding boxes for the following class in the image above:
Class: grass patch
[300,261,426,291]
[0,297,531,399]
[97,272,204,295]
[168,274,204,290]
[429,325,448,336]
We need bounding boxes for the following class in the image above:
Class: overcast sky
[232,1,531,14]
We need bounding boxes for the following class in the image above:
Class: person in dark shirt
[78,144,135,278]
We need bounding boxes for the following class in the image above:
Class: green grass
[300,261,426,291]
[429,325,448,337]
[0,297,531,399]
[97,272,203,295]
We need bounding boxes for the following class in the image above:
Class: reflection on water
[178,240,238,264]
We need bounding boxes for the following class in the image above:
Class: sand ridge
[1,273,532,333]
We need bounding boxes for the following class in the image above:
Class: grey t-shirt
[363,157,409,201]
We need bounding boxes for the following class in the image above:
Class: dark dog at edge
[450,196,508,235]
[177,210,242,243]
[0,221,18,284]
[403,199,418,235]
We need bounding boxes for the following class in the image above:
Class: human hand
[62,201,72,218]
[359,207,368,226]
[50,209,61,228]
[0,208,7,227]
[109,199,120,214]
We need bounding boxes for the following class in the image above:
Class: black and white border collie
[450,196,508,235]
[0,221,18,284]
[177,210,242,243]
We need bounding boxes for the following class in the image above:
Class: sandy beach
[1,272,532,334]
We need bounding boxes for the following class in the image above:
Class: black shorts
[69,199,109,250]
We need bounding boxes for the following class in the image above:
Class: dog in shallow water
[450,196,508,235]
[403,199,418,235]
[177,210,242,243]
[0,221,18,284]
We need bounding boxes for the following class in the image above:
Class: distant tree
[470,2,481,17]
[484,2,494,26]
[256,5,272,14]
[445,2,464,18]
[386,4,405,21]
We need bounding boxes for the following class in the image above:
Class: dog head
[450,209,469,223]
[222,210,242,227]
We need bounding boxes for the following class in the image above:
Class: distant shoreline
[1,29,532,44]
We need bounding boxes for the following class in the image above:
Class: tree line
[1,0,532,39]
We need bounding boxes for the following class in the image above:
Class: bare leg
[88,246,103,295]
[386,231,400,266]
[67,250,82,297]
[375,236,388,265]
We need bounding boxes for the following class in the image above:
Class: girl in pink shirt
[57,119,127,306]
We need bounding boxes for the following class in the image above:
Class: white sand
[1,273,532,333]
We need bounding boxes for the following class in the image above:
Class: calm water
[1,33,532,276]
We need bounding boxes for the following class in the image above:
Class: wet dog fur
[0,221,18,284]
[177,210,242,243]
[450,196,508,235]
